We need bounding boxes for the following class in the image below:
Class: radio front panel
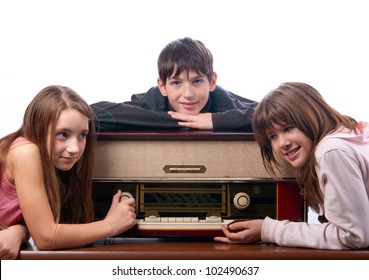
[92,180,305,237]
[93,140,295,179]
[92,131,304,237]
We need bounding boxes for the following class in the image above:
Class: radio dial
[119,192,133,202]
[233,192,250,210]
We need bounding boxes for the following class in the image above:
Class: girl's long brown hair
[252,82,357,211]
[0,85,96,223]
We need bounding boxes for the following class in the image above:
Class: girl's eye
[56,132,67,139]
[79,132,88,139]
[284,126,295,132]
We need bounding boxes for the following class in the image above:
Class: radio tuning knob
[119,192,133,202]
[233,192,250,210]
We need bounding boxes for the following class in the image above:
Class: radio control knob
[119,192,133,202]
[233,192,250,210]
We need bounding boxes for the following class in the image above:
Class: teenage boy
[91,37,257,131]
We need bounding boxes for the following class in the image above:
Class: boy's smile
[158,70,217,115]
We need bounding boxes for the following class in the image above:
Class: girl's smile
[268,124,312,169]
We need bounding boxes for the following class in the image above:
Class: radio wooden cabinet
[92,131,306,237]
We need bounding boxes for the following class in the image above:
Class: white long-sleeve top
[262,121,369,250]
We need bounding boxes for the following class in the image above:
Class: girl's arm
[316,149,369,248]
[11,142,136,250]
[0,224,28,259]
[262,149,369,250]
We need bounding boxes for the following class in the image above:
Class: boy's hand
[168,111,213,130]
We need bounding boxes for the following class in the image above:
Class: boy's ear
[210,72,217,92]
[157,78,167,97]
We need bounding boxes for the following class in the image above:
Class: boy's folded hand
[168,111,213,130]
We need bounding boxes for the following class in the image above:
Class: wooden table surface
[18,237,369,260]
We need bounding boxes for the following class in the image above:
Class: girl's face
[157,70,217,115]
[267,123,313,169]
[49,108,89,171]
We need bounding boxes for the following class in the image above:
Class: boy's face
[158,70,217,115]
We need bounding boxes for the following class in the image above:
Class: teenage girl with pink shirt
[0,85,136,259]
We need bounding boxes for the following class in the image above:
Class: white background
[1,0,369,223]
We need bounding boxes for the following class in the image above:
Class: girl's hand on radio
[104,190,137,236]
[214,219,263,244]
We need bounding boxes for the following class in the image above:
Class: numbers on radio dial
[119,192,133,202]
[233,192,250,210]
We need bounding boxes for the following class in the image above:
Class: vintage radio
[92,131,306,237]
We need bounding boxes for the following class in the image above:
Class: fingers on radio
[119,192,133,202]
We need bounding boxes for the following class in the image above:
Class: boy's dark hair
[157,37,214,84]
